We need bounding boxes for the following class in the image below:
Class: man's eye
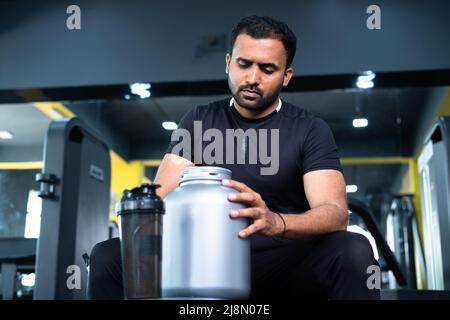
[238,62,250,68]
[263,68,275,74]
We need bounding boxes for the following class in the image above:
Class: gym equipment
[348,197,407,287]
[418,116,450,290]
[348,196,450,299]
[33,117,110,299]
[385,195,425,290]
[0,238,36,300]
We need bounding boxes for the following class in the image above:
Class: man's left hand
[222,179,284,238]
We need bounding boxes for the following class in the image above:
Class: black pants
[88,230,380,300]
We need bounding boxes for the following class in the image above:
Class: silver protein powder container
[162,166,250,299]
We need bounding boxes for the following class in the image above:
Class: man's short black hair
[230,15,297,69]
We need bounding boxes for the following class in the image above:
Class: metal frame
[33,117,110,299]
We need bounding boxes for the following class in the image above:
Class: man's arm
[224,169,348,240]
[153,153,194,198]
[282,169,348,239]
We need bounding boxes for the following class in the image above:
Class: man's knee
[324,231,378,273]
[317,231,380,299]
[88,237,123,299]
[90,237,121,267]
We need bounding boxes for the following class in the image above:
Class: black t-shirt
[166,98,342,249]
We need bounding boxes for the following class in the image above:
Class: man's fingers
[222,179,250,192]
[222,179,266,239]
[228,192,258,205]
[238,222,261,238]
[229,207,260,219]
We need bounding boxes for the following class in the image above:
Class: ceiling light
[358,70,376,82]
[130,82,151,99]
[21,273,36,287]
[162,121,178,130]
[346,185,358,193]
[356,80,374,89]
[356,71,375,89]
[0,131,14,139]
[352,118,368,128]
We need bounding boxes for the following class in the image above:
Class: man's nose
[246,66,261,85]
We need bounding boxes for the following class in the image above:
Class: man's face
[226,34,293,112]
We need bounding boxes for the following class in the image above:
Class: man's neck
[233,98,281,119]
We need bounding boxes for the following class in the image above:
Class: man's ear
[225,54,231,74]
[283,67,294,87]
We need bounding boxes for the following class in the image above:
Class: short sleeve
[301,117,343,175]
[165,107,197,162]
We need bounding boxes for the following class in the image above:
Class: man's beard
[228,78,282,112]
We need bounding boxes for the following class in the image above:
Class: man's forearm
[279,204,348,240]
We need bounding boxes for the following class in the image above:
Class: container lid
[179,166,232,184]
[116,183,165,215]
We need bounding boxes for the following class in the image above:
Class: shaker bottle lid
[179,166,231,184]
[116,183,165,215]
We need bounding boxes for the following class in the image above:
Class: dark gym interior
[1,0,450,304]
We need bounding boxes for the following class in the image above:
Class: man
[89,15,380,300]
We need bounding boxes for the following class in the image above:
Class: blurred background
[1,0,450,299]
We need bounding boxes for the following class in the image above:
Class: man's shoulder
[280,100,332,132]
[279,100,315,120]
[182,98,229,120]
[193,98,230,116]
